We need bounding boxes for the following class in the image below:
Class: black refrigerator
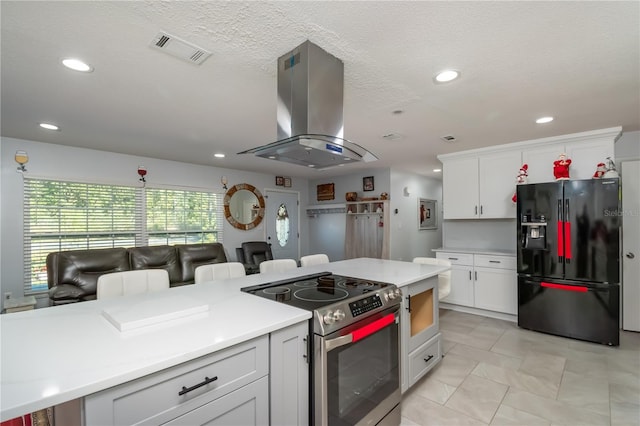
[516,178,621,345]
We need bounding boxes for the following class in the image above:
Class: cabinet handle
[424,355,434,363]
[469,271,472,280]
[475,271,478,281]
[448,257,458,260]
[489,260,501,263]
[475,206,478,215]
[480,205,483,215]
[406,295,411,313]
[179,376,218,396]
[303,336,310,364]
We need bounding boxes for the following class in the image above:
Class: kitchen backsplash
[442,219,516,251]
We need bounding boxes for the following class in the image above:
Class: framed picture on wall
[284,177,292,187]
[275,176,284,186]
[419,198,437,230]
[363,176,374,192]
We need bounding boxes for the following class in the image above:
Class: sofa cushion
[128,246,181,285]
[176,243,227,283]
[50,248,130,299]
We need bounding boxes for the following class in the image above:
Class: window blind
[145,188,223,245]
[23,178,141,294]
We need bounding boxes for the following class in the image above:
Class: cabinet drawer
[474,255,516,270]
[84,336,269,425]
[408,333,441,388]
[436,252,473,266]
[162,376,269,425]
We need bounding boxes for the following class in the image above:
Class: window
[23,178,223,294]
[145,188,223,245]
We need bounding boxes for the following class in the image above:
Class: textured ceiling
[2,1,638,179]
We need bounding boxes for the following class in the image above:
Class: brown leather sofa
[46,243,227,305]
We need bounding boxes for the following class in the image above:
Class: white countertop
[0,258,445,421]
[433,247,516,257]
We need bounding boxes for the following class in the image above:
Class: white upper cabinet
[442,151,520,219]
[440,127,622,216]
[478,151,522,218]
[442,157,479,219]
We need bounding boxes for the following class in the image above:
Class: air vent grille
[150,32,211,65]
[440,135,457,142]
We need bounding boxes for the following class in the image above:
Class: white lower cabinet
[84,321,310,426]
[400,276,441,393]
[437,252,516,315]
[270,321,309,426]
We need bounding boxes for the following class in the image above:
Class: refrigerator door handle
[557,199,564,262]
[564,199,572,262]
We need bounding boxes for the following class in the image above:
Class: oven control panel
[349,294,383,317]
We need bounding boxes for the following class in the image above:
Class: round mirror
[224,183,265,230]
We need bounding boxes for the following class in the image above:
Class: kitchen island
[1,258,447,423]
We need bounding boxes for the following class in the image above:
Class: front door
[265,190,299,261]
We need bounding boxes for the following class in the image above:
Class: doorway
[621,160,639,331]
[265,190,299,261]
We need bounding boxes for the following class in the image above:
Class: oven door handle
[324,313,397,352]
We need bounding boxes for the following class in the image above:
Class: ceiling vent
[440,135,457,143]
[150,32,211,65]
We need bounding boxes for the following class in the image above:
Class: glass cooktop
[241,272,393,312]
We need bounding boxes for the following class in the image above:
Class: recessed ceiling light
[434,70,460,83]
[308,164,315,168]
[268,155,276,159]
[62,58,93,72]
[214,153,225,158]
[433,168,442,173]
[39,123,59,131]
[536,116,554,124]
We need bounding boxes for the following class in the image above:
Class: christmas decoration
[603,157,619,178]
[592,162,606,179]
[512,164,528,203]
[553,153,571,180]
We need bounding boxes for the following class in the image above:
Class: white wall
[389,170,443,261]
[616,130,640,160]
[0,137,310,302]
[306,168,390,260]
[306,168,443,262]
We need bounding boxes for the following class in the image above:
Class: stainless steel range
[242,272,402,426]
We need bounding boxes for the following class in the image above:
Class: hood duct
[239,40,377,170]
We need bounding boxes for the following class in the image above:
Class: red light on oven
[351,313,395,343]
[541,282,587,292]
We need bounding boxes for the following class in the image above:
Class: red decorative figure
[138,165,147,183]
[592,162,606,179]
[553,153,571,180]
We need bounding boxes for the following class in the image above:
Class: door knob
[626,252,635,259]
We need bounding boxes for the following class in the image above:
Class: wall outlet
[4,292,12,300]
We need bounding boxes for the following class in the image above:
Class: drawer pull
[424,355,434,363]
[179,376,218,396]
[448,257,459,260]
[489,260,501,263]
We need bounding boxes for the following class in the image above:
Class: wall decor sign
[284,177,292,187]
[419,198,437,230]
[275,176,284,186]
[363,176,374,192]
[317,183,335,201]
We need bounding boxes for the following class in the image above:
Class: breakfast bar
[1,258,448,423]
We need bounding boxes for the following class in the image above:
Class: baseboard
[439,303,517,323]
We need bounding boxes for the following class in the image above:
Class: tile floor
[401,309,640,426]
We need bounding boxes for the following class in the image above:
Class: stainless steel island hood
[239,40,377,170]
